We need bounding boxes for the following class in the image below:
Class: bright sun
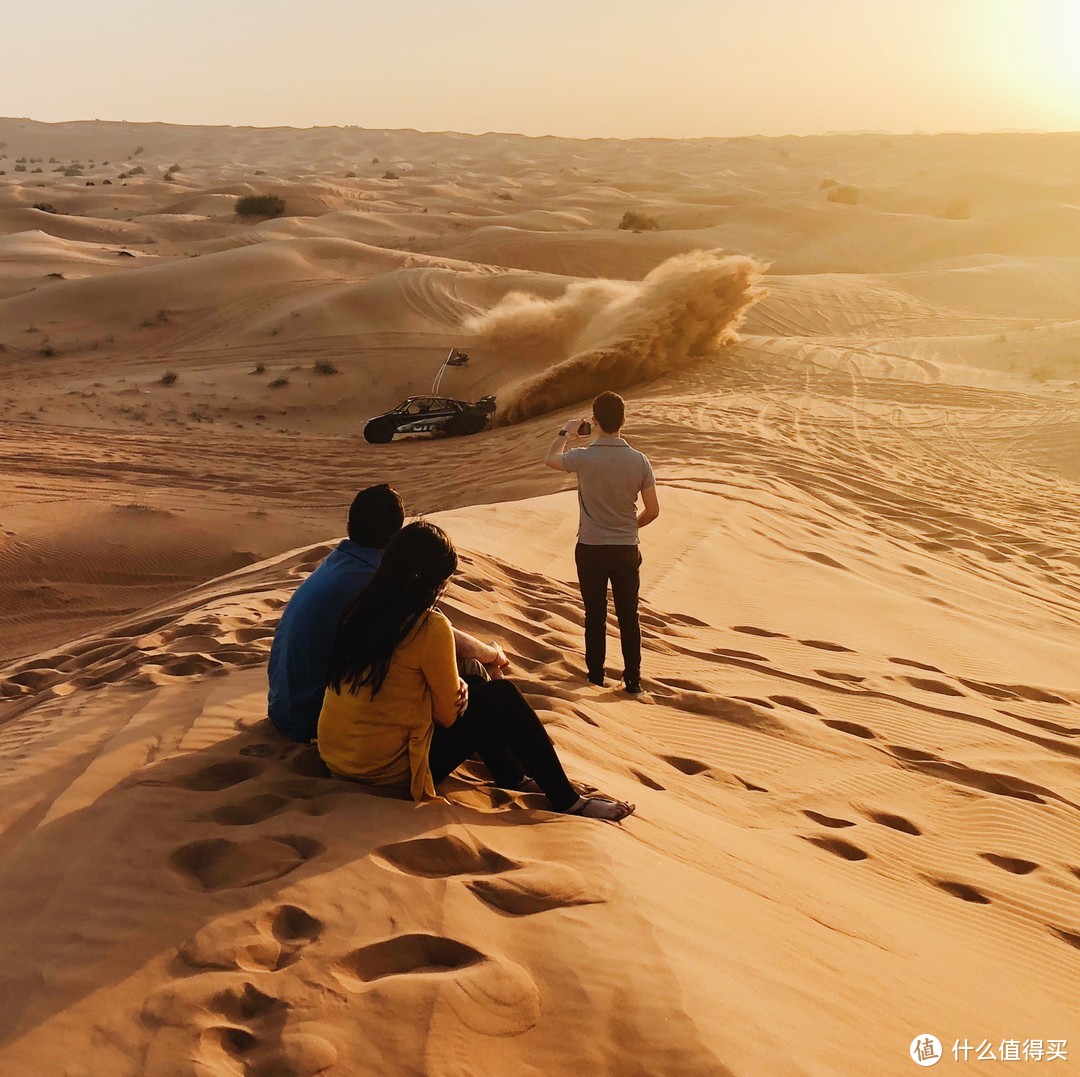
[1013,1,1080,107]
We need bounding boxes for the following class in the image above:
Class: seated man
[268,483,508,742]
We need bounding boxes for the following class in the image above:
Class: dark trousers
[575,542,642,682]
[429,678,578,811]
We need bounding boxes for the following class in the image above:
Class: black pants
[575,542,642,682]
[429,678,578,811]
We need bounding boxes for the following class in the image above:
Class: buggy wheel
[446,411,488,437]
[364,417,397,444]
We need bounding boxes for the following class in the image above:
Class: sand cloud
[463,249,766,423]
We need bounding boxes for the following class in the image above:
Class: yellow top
[316,609,459,801]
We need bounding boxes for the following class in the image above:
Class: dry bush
[618,210,660,231]
[235,194,286,218]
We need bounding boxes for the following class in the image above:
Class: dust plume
[463,250,766,424]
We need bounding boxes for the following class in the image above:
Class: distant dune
[0,119,1078,1075]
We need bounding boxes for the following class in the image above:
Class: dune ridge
[1,118,1078,1074]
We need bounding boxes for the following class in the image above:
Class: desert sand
[0,118,1078,1075]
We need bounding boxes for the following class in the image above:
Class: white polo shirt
[562,436,655,545]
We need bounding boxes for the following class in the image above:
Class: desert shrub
[250,362,267,375]
[618,210,660,231]
[382,170,399,180]
[170,163,181,172]
[268,375,290,388]
[85,181,95,186]
[371,157,380,164]
[49,157,58,164]
[313,360,339,376]
[13,164,26,172]
[63,166,83,177]
[102,179,112,185]
[33,202,57,213]
[160,370,178,386]
[496,191,513,201]
[235,194,286,218]
[39,345,55,357]
[826,184,860,205]
[819,177,838,189]
[345,170,357,178]
[254,169,266,175]
[32,167,43,173]
[133,145,144,156]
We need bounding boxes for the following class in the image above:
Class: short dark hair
[592,391,625,434]
[347,484,404,548]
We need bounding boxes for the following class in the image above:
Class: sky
[3,0,1078,138]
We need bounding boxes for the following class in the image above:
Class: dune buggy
[363,394,497,443]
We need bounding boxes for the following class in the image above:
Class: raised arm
[544,420,586,471]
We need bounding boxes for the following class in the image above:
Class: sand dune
[1,118,1078,1074]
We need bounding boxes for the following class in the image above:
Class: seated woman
[318,520,634,821]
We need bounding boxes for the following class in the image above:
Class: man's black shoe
[624,678,642,696]
[587,673,605,687]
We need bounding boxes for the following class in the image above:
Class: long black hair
[326,520,458,698]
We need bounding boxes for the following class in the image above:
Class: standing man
[268,483,509,742]
[544,391,659,694]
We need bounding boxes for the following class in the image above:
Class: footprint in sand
[798,639,854,653]
[901,676,965,697]
[887,747,1051,805]
[867,811,921,835]
[209,779,338,826]
[629,767,666,791]
[1051,927,1080,952]
[713,648,768,661]
[373,833,519,878]
[173,758,264,791]
[334,933,539,1036]
[769,695,820,715]
[733,625,787,638]
[802,810,856,829]
[821,718,875,739]
[803,835,870,862]
[927,877,992,905]
[816,670,865,684]
[146,975,336,1077]
[662,754,713,777]
[979,853,1038,875]
[888,657,943,673]
[373,832,606,915]
[179,903,324,973]
[170,835,324,892]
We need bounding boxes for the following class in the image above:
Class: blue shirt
[267,540,382,742]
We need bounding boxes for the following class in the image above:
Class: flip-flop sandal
[567,795,636,821]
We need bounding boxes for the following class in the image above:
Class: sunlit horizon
[2,0,1078,140]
